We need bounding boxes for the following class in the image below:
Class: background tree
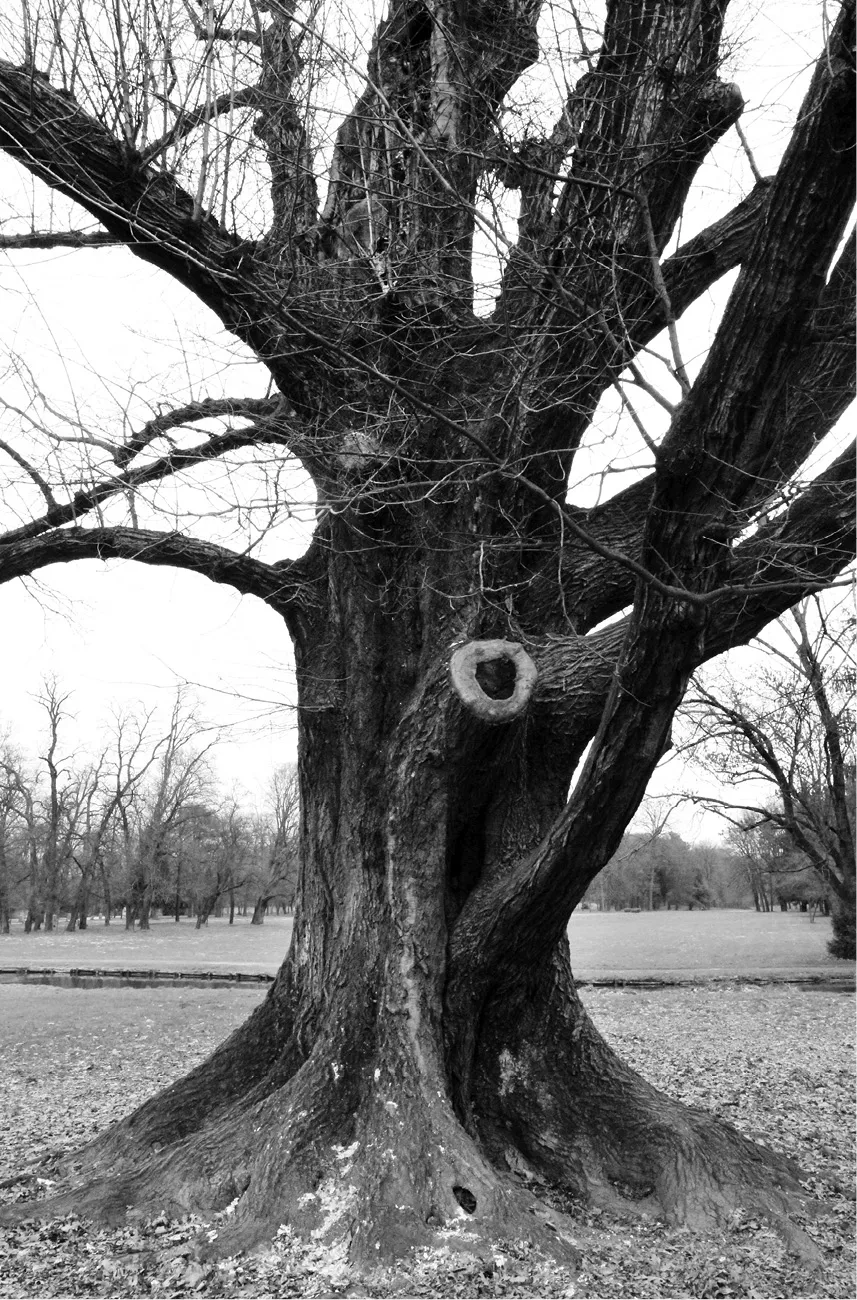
[724,816,832,916]
[1,680,88,931]
[185,799,252,926]
[32,679,80,931]
[125,692,215,930]
[0,739,25,933]
[249,763,300,924]
[582,825,731,911]
[726,816,779,914]
[684,595,856,956]
[0,0,854,1269]
[65,710,162,929]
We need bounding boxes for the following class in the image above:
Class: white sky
[0,1,849,831]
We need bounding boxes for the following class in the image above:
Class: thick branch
[446,439,855,1108]
[253,9,318,256]
[658,183,770,317]
[321,1,541,309]
[548,1,743,256]
[703,445,856,656]
[0,62,313,403]
[532,444,857,725]
[505,0,744,461]
[650,1,854,532]
[555,235,855,632]
[0,526,307,621]
[0,230,121,249]
[113,396,284,469]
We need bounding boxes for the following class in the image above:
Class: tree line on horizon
[586,823,834,917]
[0,670,842,936]
[0,682,299,934]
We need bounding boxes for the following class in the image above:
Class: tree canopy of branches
[684,595,856,956]
[0,0,854,1271]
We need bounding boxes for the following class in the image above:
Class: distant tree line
[0,682,298,933]
[584,820,839,918]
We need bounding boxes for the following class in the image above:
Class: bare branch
[0,413,299,548]
[0,525,309,621]
[0,61,314,403]
[140,84,259,166]
[0,229,120,249]
[114,395,283,468]
[0,436,57,508]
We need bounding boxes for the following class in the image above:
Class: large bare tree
[683,594,856,954]
[0,0,854,1269]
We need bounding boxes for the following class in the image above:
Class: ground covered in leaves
[0,983,853,1298]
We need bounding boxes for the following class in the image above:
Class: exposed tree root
[0,940,828,1274]
[473,945,823,1262]
[0,1029,580,1272]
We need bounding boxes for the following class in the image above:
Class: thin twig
[735,120,765,186]
[0,437,57,507]
[638,195,692,396]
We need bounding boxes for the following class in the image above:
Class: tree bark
[24,549,815,1267]
[0,0,853,1276]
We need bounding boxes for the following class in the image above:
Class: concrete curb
[1,966,854,991]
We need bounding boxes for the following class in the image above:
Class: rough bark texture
[0,0,854,1274]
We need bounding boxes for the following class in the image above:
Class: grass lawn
[0,915,293,974]
[0,980,853,1297]
[566,908,848,977]
[0,909,851,980]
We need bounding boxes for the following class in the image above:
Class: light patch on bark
[429,22,457,145]
[338,429,381,471]
[386,834,428,1080]
[332,1140,359,1169]
[296,1175,359,1246]
[497,1047,529,1096]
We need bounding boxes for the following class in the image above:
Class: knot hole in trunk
[475,656,516,698]
[449,639,538,724]
[452,1185,477,1214]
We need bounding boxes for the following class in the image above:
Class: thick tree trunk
[10,580,813,1270]
[0,0,851,1276]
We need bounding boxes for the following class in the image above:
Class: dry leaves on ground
[0,983,853,1298]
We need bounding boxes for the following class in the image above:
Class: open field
[0,909,851,981]
[565,908,849,979]
[0,915,293,975]
[0,980,853,1298]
